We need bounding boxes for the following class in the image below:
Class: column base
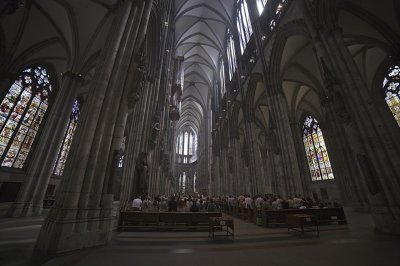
[372,210,400,235]
[369,194,400,235]
[35,212,113,255]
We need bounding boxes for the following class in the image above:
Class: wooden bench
[264,207,347,227]
[118,211,222,231]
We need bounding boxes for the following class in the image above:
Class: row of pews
[118,211,222,231]
[225,206,347,227]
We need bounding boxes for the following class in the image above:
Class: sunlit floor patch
[171,248,194,254]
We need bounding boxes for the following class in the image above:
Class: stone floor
[1,208,400,266]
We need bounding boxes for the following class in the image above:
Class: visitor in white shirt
[132,196,142,211]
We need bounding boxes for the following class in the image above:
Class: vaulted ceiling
[0,0,118,90]
[174,0,236,133]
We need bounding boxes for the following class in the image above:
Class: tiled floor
[1,208,400,266]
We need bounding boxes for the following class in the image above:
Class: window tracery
[383,64,400,126]
[53,99,81,176]
[302,116,334,181]
[226,29,237,80]
[236,0,253,54]
[256,0,269,16]
[0,66,52,168]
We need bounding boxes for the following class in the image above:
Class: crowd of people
[129,193,341,212]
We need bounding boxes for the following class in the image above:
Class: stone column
[242,114,265,195]
[248,0,304,197]
[299,0,370,209]
[289,122,313,198]
[266,92,304,198]
[35,0,154,254]
[229,137,240,195]
[309,11,400,232]
[9,71,84,217]
[104,102,128,200]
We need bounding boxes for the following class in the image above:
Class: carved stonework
[133,152,148,196]
[149,116,161,149]
[320,58,352,125]
[169,105,180,121]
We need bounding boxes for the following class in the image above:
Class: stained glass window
[175,130,197,163]
[227,29,237,80]
[188,132,193,155]
[383,64,400,126]
[183,132,189,155]
[256,0,268,15]
[53,99,81,176]
[178,134,183,154]
[0,66,52,168]
[302,116,334,181]
[118,155,124,168]
[220,60,226,97]
[236,0,253,54]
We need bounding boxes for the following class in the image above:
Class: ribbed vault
[174,0,235,135]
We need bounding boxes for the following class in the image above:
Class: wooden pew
[118,211,222,231]
[263,207,347,227]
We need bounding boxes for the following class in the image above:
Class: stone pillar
[248,0,304,197]
[289,122,313,198]
[35,0,154,254]
[104,102,128,200]
[308,11,400,232]
[9,71,84,217]
[266,92,304,198]
[299,0,370,208]
[243,114,265,195]
[321,90,370,210]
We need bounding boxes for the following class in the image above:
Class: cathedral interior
[0,0,400,265]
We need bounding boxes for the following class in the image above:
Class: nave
[1,209,400,266]
[1,0,400,262]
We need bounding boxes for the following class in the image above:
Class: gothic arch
[269,20,324,122]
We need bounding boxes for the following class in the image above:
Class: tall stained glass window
[0,66,53,168]
[302,116,334,181]
[183,132,189,155]
[256,0,268,15]
[383,64,400,126]
[236,0,253,54]
[178,134,183,154]
[227,29,237,80]
[175,130,198,164]
[219,59,226,97]
[188,132,193,155]
[53,99,81,176]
